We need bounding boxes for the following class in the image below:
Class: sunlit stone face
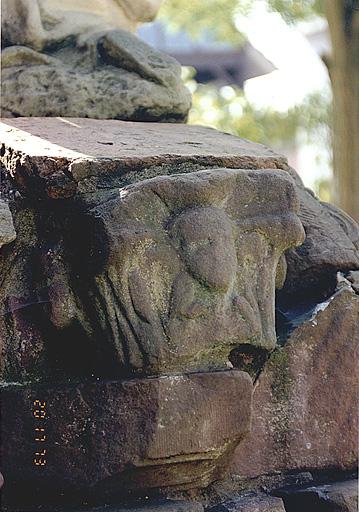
[37,168,304,378]
[1,116,357,505]
[0,135,305,502]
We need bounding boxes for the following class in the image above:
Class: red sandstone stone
[232,287,359,477]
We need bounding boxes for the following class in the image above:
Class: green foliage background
[160,0,325,43]
[159,0,331,199]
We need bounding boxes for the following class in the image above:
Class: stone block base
[0,370,251,510]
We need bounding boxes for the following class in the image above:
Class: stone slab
[208,493,285,512]
[232,285,359,477]
[0,370,252,509]
[276,187,359,306]
[0,499,204,512]
[108,502,204,512]
[0,117,287,198]
[0,118,283,162]
[1,118,357,292]
[64,501,204,512]
[1,19,191,122]
[279,479,358,512]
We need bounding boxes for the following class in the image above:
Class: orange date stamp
[33,399,47,466]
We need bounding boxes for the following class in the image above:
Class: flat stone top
[0,117,282,162]
[0,118,288,198]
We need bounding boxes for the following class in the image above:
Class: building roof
[138,22,276,87]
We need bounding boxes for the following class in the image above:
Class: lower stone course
[1,371,252,507]
[66,501,204,512]
[278,479,358,512]
[62,480,357,512]
[208,493,285,511]
[232,286,359,477]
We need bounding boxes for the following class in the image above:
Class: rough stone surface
[62,502,204,512]
[109,502,204,512]
[1,118,357,276]
[1,117,357,310]
[0,199,16,247]
[208,493,285,512]
[280,480,358,512]
[0,371,251,508]
[0,165,304,381]
[348,270,359,293]
[277,178,359,310]
[1,118,358,507]
[1,30,190,121]
[0,119,307,508]
[0,118,287,200]
[0,500,204,512]
[107,502,204,512]
[232,284,359,478]
[0,119,305,382]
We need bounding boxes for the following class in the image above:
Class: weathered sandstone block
[0,118,305,508]
[1,370,252,506]
[0,118,306,383]
[1,2,190,121]
[0,118,358,510]
[232,284,359,478]
[209,494,286,512]
[279,480,358,512]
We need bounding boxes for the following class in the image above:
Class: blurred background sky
[138,0,333,200]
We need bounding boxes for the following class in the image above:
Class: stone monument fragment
[0,118,358,511]
[278,479,358,512]
[1,0,191,121]
[0,118,306,509]
[1,1,359,508]
[233,281,359,478]
[208,493,286,512]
